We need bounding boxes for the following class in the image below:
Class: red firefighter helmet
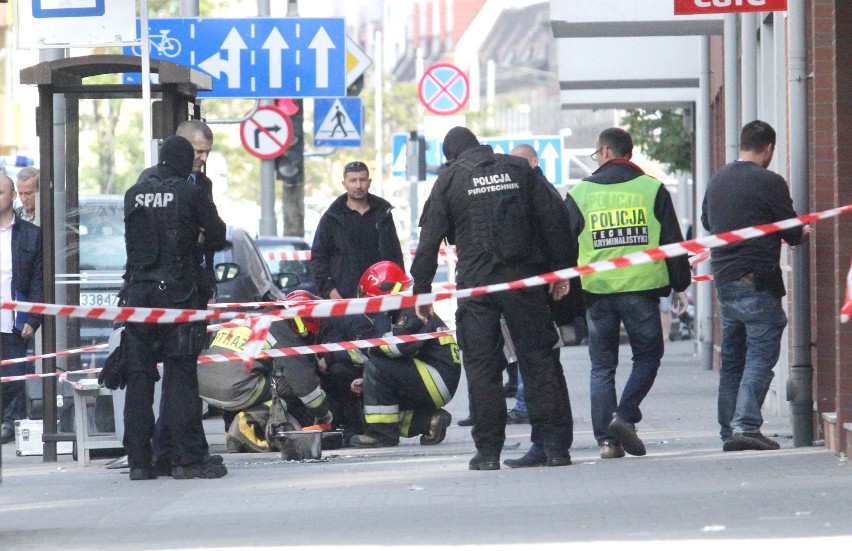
[285,291,321,336]
[359,261,412,297]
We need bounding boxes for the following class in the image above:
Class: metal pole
[38,47,65,462]
[374,30,384,199]
[740,12,757,123]
[724,14,740,164]
[696,35,713,371]
[787,1,813,447]
[258,0,276,236]
[141,0,153,167]
[407,131,420,246]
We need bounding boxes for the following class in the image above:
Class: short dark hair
[177,119,214,142]
[344,161,369,177]
[740,120,776,152]
[598,127,633,158]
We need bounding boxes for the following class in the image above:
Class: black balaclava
[157,135,195,180]
[442,126,479,162]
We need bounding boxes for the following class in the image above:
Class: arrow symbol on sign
[262,27,289,89]
[255,125,282,149]
[309,27,336,89]
[198,28,248,89]
[539,143,560,182]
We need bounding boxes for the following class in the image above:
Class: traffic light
[274,99,303,182]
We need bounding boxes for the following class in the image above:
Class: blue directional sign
[314,98,362,147]
[391,134,564,185]
[122,18,346,98]
[480,136,563,185]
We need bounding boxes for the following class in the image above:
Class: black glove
[99,346,127,390]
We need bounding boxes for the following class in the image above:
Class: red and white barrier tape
[1,329,456,384]
[689,249,710,267]
[0,343,108,367]
[1,203,847,329]
[266,250,312,261]
[841,258,852,323]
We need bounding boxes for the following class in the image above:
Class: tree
[620,108,693,173]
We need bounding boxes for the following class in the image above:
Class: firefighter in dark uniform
[348,262,461,448]
[116,135,228,480]
[411,127,575,471]
[197,298,332,453]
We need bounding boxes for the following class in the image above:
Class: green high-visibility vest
[569,175,670,294]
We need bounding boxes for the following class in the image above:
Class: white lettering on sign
[694,0,765,7]
[674,0,785,14]
[135,192,174,208]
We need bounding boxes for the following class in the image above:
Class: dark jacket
[564,159,691,300]
[311,193,403,299]
[123,166,226,291]
[411,145,574,293]
[11,215,43,331]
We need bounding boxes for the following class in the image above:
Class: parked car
[254,236,318,295]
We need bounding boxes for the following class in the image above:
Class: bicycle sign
[131,30,181,57]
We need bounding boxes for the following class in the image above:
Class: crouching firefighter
[109,135,228,480]
[198,294,332,453]
[348,262,462,448]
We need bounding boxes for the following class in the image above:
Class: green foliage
[620,108,693,173]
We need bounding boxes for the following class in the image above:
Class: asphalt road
[1,339,851,550]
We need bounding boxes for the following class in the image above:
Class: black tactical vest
[452,156,540,266]
[124,174,193,284]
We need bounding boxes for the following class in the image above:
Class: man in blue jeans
[701,120,804,452]
[565,128,691,459]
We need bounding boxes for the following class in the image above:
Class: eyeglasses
[344,161,369,174]
[590,148,603,161]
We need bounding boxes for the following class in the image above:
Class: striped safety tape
[1,203,846,327]
[1,329,456,383]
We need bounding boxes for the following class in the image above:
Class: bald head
[510,144,539,170]
[0,174,14,193]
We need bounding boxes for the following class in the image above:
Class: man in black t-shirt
[701,120,804,453]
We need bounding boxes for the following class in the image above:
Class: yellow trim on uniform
[365,413,400,424]
[414,358,445,408]
[303,388,327,409]
[400,410,414,437]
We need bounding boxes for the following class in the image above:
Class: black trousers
[456,286,573,456]
[362,356,459,443]
[122,282,208,469]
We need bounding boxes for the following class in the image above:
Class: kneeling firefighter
[197,293,332,453]
[348,261,462,448]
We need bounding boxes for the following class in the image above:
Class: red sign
[239,105,293,160]
[674,0,787,15]
[418,63,469,116]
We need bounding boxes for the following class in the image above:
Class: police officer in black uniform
[118,135,227,480]
[411,126,575,471]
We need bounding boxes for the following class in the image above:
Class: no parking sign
[418,63,469,116]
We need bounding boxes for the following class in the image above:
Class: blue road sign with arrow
[391,134,563,185]
[123,18,346,98]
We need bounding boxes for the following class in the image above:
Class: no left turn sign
[418,63,469,116]
[240,105,293,160]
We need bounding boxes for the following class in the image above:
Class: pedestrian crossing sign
[314,98,362,147]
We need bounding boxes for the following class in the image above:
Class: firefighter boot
[420,409,452,445]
